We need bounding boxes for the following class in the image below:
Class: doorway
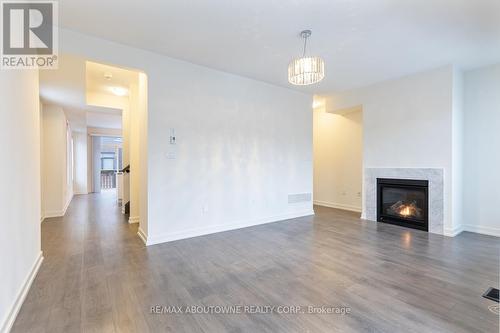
[313,97,363,215]
[90,136,123,192]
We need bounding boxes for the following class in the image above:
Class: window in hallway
[100,136,123,190]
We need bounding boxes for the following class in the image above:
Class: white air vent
[288,193,312,204]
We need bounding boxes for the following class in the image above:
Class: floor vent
[483,287,499,302]
[288,193,312,204]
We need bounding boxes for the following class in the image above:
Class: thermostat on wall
[170,128,176,144]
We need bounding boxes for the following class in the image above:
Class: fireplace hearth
[377,178,429,231]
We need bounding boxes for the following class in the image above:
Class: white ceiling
[59,0,500,93]
[86,61,138,97]
[40,55,137,131]
[86,111,122,129]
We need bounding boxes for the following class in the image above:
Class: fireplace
[377,178,429,231]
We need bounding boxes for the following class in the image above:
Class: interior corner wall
[463,63,500,236]
[41,104,71,218]
[87,134,92,193]
[40,102,45,220]
[128,82,140,224]
[60,28,313,245]
[122,105,130,167]
[73,131,88,194]
[0,70,42,333]
[65,125,74,209]
[324,66,456,233]
[313,107,363,212]
[451,68,464,234]
[138,73,148,234]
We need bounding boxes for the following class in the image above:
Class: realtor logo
[1,0,58,69]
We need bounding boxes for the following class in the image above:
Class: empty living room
[1,1,499,332]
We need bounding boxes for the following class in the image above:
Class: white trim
[42,195,73,220]
[463,224,500,237]
[141,210,314,246]
[314,200,362,213]
[443,225,464,237]
[128,216,140,224]
[42,210,65,219]
[73,191,88,195]
[63,194,73,216]
[137,227,148,245]
[0,252,43,333]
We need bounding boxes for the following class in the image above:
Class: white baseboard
[444,224,500,238]
[314,200,362,213]
[42,210,65,219]
[443,225,464,237]
[43,195,73,220]
[463,224,500,237]
[0,252,43,333]
[137,227,148,245]
[141,209,315,246]
[128,216,140,224]
[63,194,73,216]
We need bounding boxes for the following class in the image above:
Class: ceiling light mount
[300,30,312,39]
[300,30,312,57]
[288,29,325,86]
[110,86,128,97]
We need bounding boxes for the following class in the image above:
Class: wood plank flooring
[12,191,500,332]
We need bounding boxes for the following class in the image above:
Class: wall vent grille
[288,193,312,204]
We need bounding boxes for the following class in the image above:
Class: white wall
[41,104,73,218]
[86,111,122,129]
[0,70,42,333]
[60,29,313,245]
[128,82,141,224]
[146,69,312,244]
[324,66,462,234]
[91,136,102,193]
[451,68,464,235]
[138,73,148,235]
[313,107,363,212]
[126,74,148,226]
[87,127,122,137]
[73,131,88,194]
[40,103,45,219]
[65,125,74,207]
[463,63,500,236]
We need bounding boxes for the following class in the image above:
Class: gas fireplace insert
[377,178,429,231]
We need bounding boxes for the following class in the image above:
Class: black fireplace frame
[377,178,429,231]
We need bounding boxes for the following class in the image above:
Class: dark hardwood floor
[12,191,499,332]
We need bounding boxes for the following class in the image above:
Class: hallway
[12,191,144,332]
[11,193,500,332]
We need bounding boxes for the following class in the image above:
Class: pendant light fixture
[288,30,325,86]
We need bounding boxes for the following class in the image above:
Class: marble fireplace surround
[363,168,444,235]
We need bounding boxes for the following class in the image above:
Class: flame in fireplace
[400,206,411,216]
[389,200,422,219]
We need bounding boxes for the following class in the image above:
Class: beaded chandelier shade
[288,30,325,86]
